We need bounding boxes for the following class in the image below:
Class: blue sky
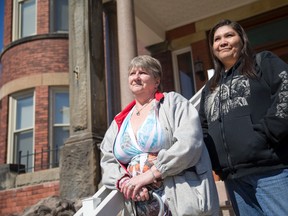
[0,0,4,52]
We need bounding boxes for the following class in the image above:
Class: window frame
[172,47,196,99]
[12,0,37,40]
[49,87,70,167]
[7,90,35,169]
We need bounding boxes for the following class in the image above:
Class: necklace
[135,99,153,116]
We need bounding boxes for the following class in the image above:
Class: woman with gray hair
[101,55,219,215]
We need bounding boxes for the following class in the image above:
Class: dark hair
[208,19,256,91]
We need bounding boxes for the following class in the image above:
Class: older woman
[101,55,219,216]
[199,19,288,215]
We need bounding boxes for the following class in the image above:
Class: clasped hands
[120,169,157,201]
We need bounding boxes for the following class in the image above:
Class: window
[50,88,70,166]
[13,0,36,40]
[172,48,196,99]
[246,17,288,48]
[7,91,34,172]
[50,0,69,32]
[244,16,288,63]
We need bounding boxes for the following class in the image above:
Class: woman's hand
[134,186,149,201]
[120,180,149,201]
[121,172,151,200]
[121,167,160,200]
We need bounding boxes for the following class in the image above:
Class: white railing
[74,186,165,216]
[189,85,204,110]
[74,186,124,216]
[74,182,232,216]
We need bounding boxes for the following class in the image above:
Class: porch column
[60,0,106,200]
[117,0,137,108]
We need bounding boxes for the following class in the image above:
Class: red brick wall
[37,0,50,34]
[1,38,68,85]
[152,51,175,92]
[191,39,213,90]
[34,86,49,171]
[0,96,8,164]
[0,181,59,216]
[3,0,12,47]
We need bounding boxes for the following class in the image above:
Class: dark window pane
[51,0,68,32]
[247,18,288,47]
[177,52,195,99]
[15,130,33,172]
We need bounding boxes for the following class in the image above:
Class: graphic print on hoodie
[204,74,250,123]
[277,71,288,118]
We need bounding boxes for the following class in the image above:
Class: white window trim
[12,0,37,41]
[49,87,69,167]
[172,47,196,94]
[7,90,35,165]
[49,87,70,147]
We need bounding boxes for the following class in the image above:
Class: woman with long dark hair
[199,19,288,215]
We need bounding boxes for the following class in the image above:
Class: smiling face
[212,25,243,70]
[128,67,160,100]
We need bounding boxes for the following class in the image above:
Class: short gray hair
[128,55,162,81]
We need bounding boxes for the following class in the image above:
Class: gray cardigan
[100,92,219,215]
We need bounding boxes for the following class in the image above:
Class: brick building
[0,0,288,215]
[0,0,69,215]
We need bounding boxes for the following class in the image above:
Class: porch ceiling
[134,0,258,47]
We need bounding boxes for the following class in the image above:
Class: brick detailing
[0,181,60,216]
[1,38,69,86]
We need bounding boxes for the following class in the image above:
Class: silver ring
[128,184,135,189]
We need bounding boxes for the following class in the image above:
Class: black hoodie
[199,51,288,180]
